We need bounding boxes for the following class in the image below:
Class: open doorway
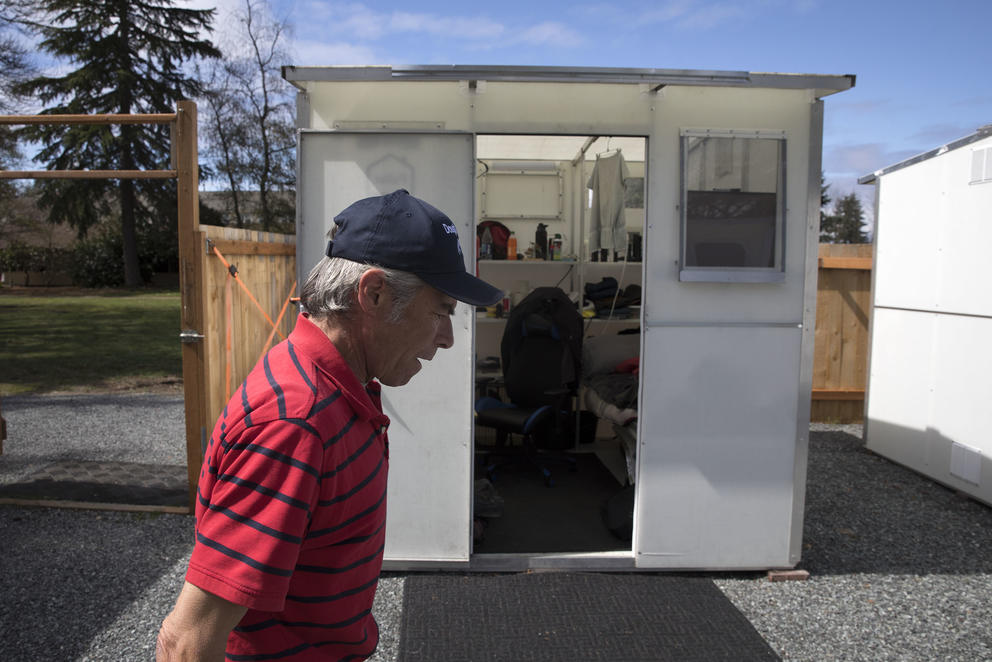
[471,134,647,556]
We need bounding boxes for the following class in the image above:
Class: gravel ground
[1,395,991,661]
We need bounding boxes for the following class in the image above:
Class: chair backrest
[500,287,582,408]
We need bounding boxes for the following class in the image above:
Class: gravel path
[1,396,990,661]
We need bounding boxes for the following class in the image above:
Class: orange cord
[210,244,287,342]
[259,280,298,360]
[224,274,233,403]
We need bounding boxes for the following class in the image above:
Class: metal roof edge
[858,124,992,184]
[281,64,855,92]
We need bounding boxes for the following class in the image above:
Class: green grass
[0,290,182,396]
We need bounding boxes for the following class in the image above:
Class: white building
[859,124,992,506]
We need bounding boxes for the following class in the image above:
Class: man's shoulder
[239,341,322,425]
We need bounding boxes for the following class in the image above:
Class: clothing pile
[583,277,642,319]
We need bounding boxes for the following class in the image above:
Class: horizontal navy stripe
[322,413,356,449]
[214,472,312,513]
[263,354,287,420]
[226,642,310,661]
[233,618,277,634]
[278,608,372,630]
[314,627,369,649]
[288,341,317,395]
[319,454,384,507]
[241,381,253,427]
[195,532,293,578]
[287,575,378,604]
[204,500,302,545]
[330,520,386,547]
[310,390,341,418]
[296,542,385,575]
[226,440,320,478]
[308,486,386,539]
[321,429,377,479]
[284,417,321,439]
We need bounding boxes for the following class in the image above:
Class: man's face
[372,285,456,387]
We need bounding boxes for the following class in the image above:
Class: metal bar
[0,169,177,180]
[812,388,865,401]
[818,256,873,270]
[0,113,177,125]
[207,238,296,256]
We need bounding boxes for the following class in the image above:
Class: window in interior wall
[680,130,786,283]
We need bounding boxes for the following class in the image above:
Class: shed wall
[297,78,821,568]
[866,134,992,505]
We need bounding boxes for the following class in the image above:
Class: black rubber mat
[399,572,780,662]
[0,459,187,506]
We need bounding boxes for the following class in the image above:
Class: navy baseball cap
[326,189,503,307]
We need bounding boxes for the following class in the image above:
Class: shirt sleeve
[187,418,323,612]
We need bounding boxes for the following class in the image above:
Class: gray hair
[300,256,425,323]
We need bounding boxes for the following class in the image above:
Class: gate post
[176,100,207,512]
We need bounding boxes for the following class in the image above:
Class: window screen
[680,131,786,282]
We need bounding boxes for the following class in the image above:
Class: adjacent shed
[859,125,992,506]
[283,64,855,570]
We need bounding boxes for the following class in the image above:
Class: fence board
[201,225,297,428]
[812,243,872,423]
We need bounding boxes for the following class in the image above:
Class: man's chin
[379,361,422,387]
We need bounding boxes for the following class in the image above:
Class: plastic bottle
[480,227,493,260]
[535,223,548,260]
[506,232,517,260]
[552,233,563,261]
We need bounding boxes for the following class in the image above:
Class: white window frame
[679,128,787,283]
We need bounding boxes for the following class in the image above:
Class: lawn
[0,289,183,396]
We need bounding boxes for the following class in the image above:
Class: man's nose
[437,314,454,349]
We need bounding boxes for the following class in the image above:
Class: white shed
[282,64,855,570]
[859,125,992,506]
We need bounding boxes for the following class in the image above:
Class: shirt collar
[289,313,388,425]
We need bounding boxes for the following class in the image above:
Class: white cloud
[292,39,379,66]
[513,22,584,48]
[675,2,748,29]
[824,142,917,177]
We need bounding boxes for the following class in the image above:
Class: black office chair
[475,287,583,486]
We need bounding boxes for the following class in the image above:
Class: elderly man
[157,189,502,661]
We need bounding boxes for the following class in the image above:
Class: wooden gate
[177,105,296,511]
[811,243,873,423]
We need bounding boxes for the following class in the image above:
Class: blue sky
[217,0,990,218]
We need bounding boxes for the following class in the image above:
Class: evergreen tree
[16,0,220,287]
[820,192,868,244]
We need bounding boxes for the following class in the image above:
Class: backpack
[477,220,511,260]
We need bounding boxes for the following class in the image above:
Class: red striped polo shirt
[187,313,390,662]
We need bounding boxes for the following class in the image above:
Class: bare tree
[202,0,295,232]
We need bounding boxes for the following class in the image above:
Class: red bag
[477,220,511,260]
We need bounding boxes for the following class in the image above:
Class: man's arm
[156,581,249,662]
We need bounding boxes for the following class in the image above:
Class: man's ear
[355,268,390,316]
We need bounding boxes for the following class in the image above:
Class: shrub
[69,228,156,287]
[0,242,73,273]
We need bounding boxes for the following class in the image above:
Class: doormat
[398,572,779,662]
[0,459,187,507]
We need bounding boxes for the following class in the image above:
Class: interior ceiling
[476,135,646,162]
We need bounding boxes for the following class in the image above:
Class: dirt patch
[45,376,184,396]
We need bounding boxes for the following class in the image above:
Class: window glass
[682,134,784,272]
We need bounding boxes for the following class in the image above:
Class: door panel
[299,132,476,563]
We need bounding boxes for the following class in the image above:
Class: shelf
[477,259,577,265]
[584,261,642,266]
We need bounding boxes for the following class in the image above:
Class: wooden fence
[199,225,297,430]
[812,243,873,423]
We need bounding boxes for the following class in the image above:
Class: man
[157,189,502,661]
